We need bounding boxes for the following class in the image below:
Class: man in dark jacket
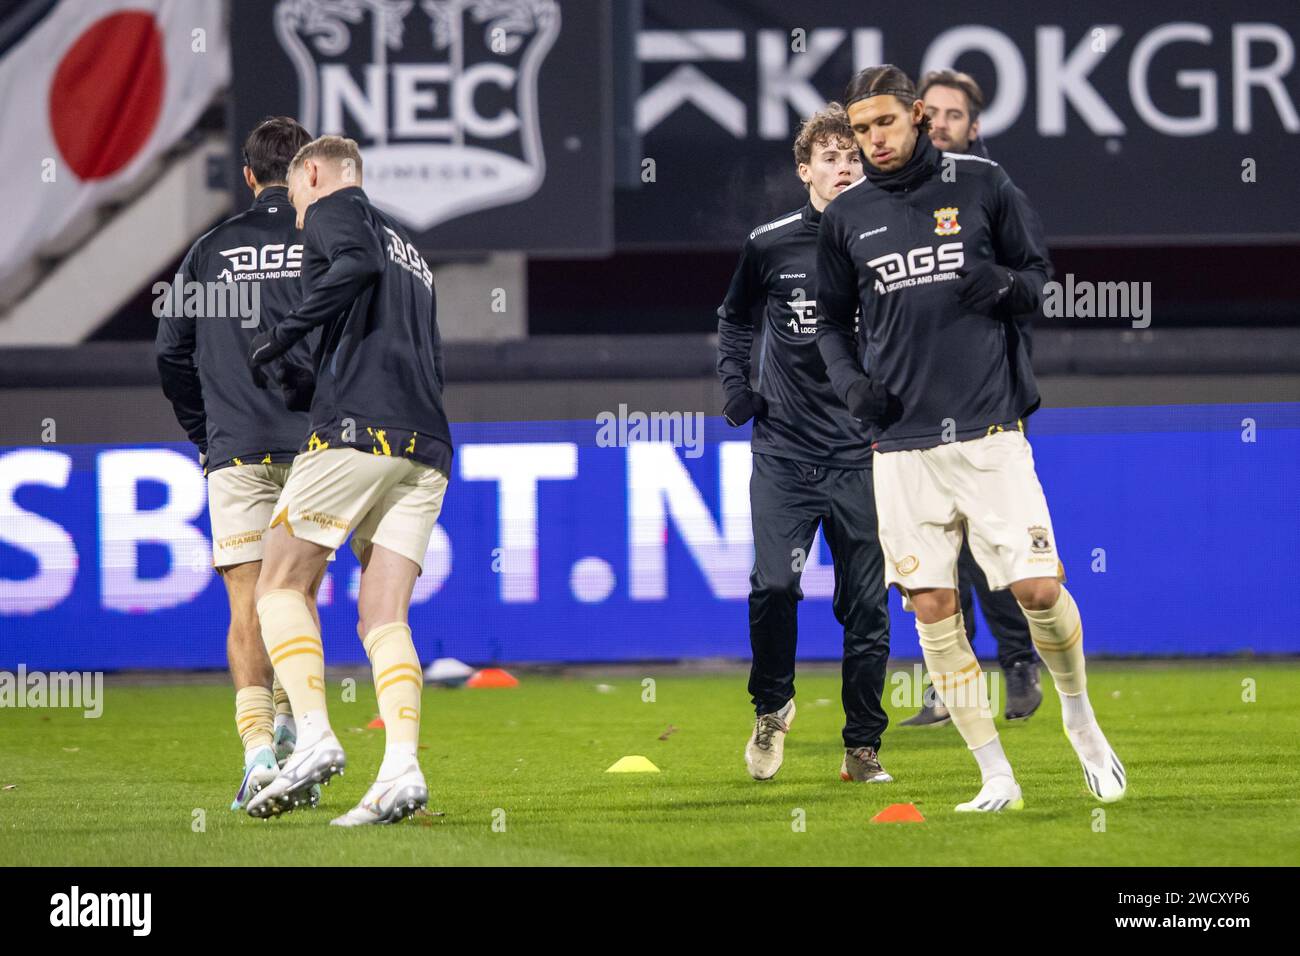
[718,104,892,785]
[245,136,453,826]
[896,69,1043,728]
[816,65,1125,811]
[155,116,320,811]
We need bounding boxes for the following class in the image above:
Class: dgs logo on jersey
[217,243,303,282]
[786,298,817,334]
[869,242,964,294]
[383,226,434,292]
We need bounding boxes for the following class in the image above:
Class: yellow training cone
[605,755,660,773]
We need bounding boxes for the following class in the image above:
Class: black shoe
[899,682,950,727]
[1004,660,1042,720]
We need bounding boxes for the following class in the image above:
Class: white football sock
[972,736,1016,784]
[1060,689,1095,731]
[294,709,332,751]
[377,741,418,780]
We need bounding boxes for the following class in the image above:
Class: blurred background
[0,0,1296,669]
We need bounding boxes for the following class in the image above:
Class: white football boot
[745,699,795,780]
[247,731,345,819]
[1066,721,1127,803]
[955,775,1025,812]
[230,746,279,811]
[330,763,428,827]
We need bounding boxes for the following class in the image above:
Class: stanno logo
[276,0,561,231]
[858,226,887,239]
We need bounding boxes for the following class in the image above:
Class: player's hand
[846,378,902,429]
[723,389,768,427]
[955,263,1015,315]
[248,328,287,368]
[278,361,316,412]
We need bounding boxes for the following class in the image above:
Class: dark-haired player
[718,103,892,784]
[156,116,323,810]
[816,66,1125,811]
[896,69,1043,728]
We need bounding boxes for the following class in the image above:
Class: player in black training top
[244,136,452,825]
[155,116,321,811]
[816,66,1125,811]
[718,104,892,785]
[892,68,1043,728]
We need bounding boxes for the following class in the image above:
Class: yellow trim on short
[269,507,294,537]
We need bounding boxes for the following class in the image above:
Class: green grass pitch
[2,662,1298,866]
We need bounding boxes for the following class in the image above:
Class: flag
[0,0,229,291]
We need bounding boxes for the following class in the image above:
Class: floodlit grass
[2,663,1297,866]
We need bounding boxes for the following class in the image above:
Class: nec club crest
[275,0,560,230]
[933,206,960,236]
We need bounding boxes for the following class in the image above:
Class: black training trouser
[747,453,890,750]
[956,536,1036,671]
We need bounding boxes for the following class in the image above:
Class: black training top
[717,201,871,468]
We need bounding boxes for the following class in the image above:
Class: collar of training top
[252,185,289,207]
[864,128,938,192]
[802,201,822,227]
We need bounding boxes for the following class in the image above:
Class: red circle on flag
[48,11,165,181]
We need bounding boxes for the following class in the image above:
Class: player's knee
[750,574,801,605]
[910,588,958,623]
[1012,577,1060,611]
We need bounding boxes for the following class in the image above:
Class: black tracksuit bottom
[747,453,890,750]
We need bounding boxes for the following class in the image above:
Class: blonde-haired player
[245,136,453,825]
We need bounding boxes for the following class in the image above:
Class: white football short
[207,462,294,568]
[270,448,448,573]
[872,429,1064,598]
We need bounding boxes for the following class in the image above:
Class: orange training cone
[366,716,385,729]
[467,668,519,688]
[870,803,926,824]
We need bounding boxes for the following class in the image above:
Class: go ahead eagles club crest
[274,0,561,231]
[933,207,960,236]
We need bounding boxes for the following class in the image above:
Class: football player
[718,104,893,784]
[816,66,1126,810]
